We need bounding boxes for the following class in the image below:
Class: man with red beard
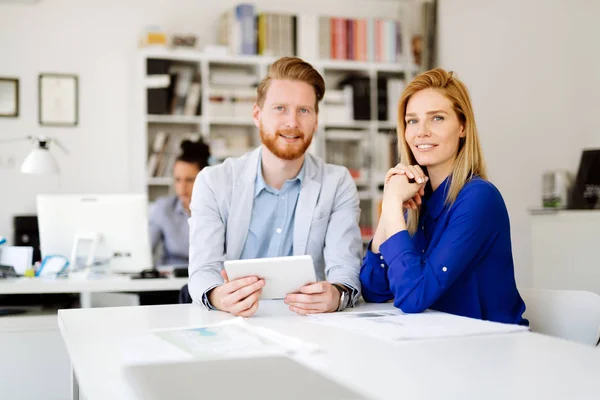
[187,57,362,317]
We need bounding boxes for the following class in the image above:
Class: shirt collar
[424,175,451,220]
[254,151,305,197]
[174,197,189,217]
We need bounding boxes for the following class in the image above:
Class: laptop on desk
[123,356,366,400]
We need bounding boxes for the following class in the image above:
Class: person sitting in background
[149,138,210,267]
[360,68,528,326]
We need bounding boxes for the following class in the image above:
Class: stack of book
[319,17,403,62]
[218,4,297,57]
[147,60,202,116]
[217,4,404,62]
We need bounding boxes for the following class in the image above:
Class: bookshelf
[135,8,421,245]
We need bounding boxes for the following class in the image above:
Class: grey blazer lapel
[294,155,321,255]
[226,148,261,260]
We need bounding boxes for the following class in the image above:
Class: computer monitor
[36,194,153,274]
[569,149,600,209]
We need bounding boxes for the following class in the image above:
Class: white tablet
[223,255,317,300]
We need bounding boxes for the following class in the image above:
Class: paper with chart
[120,317,319,365]
[308,309,528,343]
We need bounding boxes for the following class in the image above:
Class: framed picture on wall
[39,73,78,126]
[0,77,19,118]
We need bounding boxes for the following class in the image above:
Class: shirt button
[422,225,425,230]
[276,228,282,234]
[380,263,385,268]
[442,266,448,272]
[422,249,425,253]
[379,255,384,260]
[281,196,286,200]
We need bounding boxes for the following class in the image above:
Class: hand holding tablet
[224,255,317,300]
[207,270,266,317]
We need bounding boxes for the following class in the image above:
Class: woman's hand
[384,164,428,211]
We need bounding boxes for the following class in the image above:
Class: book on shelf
[322,87,354,124]
[209,125,254,160]
[373,132,395,178]
[257,12,297,57]
[169,64,195,115]
[208,87,256,119]
[219,4,297,57]
[146,59,201,116]
[377,77,406,122]
[147,131,169,178]
[359,200,374,241]
[183,76,202,116]
[338,75,371,121]
[209,68,258,87]
[325,137,367,180]
[216,7,408,62]
[386,78,405,122]
[218,3,257,56]
[328,17,402,62]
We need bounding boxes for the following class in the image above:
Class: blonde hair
[256,57,325,112]
[397,68,488,235]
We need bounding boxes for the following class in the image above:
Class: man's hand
[284,281,340,315]
[208,270,265,317]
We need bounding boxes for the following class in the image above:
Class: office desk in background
[58,302,600,400]
[0,275,188,307]
[0,274,188,399]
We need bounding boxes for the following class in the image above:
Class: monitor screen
[569,149,600,209]
[36,194,153,274]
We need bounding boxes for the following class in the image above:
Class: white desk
[0,275,188,307]
[58,302,600,400]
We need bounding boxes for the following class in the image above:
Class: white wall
[0,0,403,244]
[437,0,600,286]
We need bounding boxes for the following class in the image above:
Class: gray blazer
[188,147,363,307]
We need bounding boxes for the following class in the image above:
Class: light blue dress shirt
[202,155,305,309]
[149,195,190,266]
[240,155,305,259]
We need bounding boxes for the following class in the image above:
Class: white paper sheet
[120,318,319,365]
[308,309,528,342]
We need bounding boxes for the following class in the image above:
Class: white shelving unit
[135,46,418,237]
[145,115,203,124]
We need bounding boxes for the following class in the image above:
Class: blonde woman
[360,68,527,325]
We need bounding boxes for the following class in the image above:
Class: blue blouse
[360,176,528,326]
[149,195,190,266]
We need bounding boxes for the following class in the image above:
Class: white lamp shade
[20,148,59,174]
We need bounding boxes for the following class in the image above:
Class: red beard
[260,126,313,161]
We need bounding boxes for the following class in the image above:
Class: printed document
[120,317,318,365]
[308,309,528,342]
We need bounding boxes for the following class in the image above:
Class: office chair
[178,284,193,304]
[520,288,600,346]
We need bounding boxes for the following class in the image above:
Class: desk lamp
[0,135,68,174]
